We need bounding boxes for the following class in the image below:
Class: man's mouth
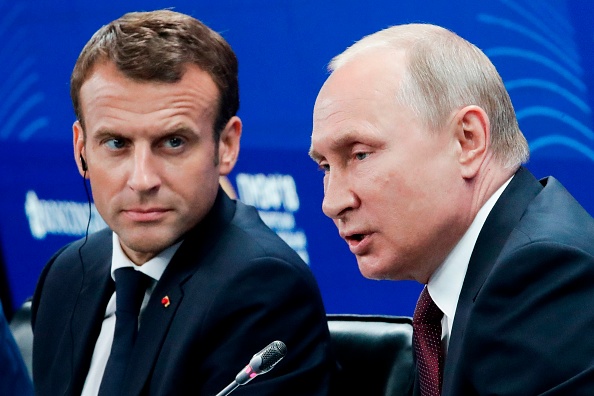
[343,232,372,255]
[123,208,169,222]
[347,234,365,242]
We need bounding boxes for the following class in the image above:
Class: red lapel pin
[161,296,171,307]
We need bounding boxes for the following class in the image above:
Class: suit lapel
[122,190,236,394]
[441,167,542,395]
[121,251,197,395]
[68,230,114,395]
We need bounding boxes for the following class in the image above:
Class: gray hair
[329,23,529,169]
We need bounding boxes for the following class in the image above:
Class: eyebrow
[91,128,119,141]
[309,129,369,162]
[308,146,322,162]
[90,124,199,139]
[161,125,199,137]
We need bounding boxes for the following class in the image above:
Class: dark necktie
[98,267,150,396]
[413,286,444,396]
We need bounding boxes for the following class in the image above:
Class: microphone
[215,340,287,396]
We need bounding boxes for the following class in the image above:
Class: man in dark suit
[309,23,594,395]
[32,10,333,396]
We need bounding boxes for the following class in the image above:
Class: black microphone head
[258,341,287,373]
[234,341,288,386]
[249,340,287,375]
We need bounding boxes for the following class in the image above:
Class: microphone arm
[215,341,287,396]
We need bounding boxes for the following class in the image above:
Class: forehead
[78,62,219,131]
[310,51,407,157]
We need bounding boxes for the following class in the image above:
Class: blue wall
[1,0,593,317]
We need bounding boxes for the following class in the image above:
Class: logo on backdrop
[235,173,309,264]
[24,191,106,239]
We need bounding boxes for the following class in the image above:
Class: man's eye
[355,152,369,160]
[164,137,184,148]
[105,139,126,149]
[318,163,330,173]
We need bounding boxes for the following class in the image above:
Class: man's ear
[217,116,242,176]
[73,120,88,178]
[454,105,490,179]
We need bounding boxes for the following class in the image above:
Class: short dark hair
[70,9,239,141]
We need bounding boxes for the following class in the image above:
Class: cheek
[88,164,131,204]
[89,171,116,201]
[369,164,407,199]
[88,179,117,222]
[181,167,219,202]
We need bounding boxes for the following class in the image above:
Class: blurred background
[0,0,592,320]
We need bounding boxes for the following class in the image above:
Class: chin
[134,235,177,251]
[357,257,409,281]
[120,232,177,255]
[357,260,389,280]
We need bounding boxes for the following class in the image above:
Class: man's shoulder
[227,200,305,263]
[456,179,594,395]
[180,198,311,280]
[55,227,111,261]
[44,227,112,274]
[514,175,594,251]
[32,228,112,328]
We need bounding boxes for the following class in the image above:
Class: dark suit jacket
[32,190,334,395]
[413,167,594,395]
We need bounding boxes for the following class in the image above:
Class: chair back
[9,299,33,378]
[328,314,414,396]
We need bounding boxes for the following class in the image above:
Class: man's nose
[128,147,161,192]
[321,171,359,219]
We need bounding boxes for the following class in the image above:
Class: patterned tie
[98,267,150,396]
[413,286,444,396]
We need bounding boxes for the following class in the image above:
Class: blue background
[0,0,593,317]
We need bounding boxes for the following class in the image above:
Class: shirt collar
[428,176,512,333]
[110,232,182,282]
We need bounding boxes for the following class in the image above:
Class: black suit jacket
[32,190,334,395]
[413,167,594,395]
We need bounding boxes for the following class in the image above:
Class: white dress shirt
[427,176,512,354]
[81,233,182,396]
